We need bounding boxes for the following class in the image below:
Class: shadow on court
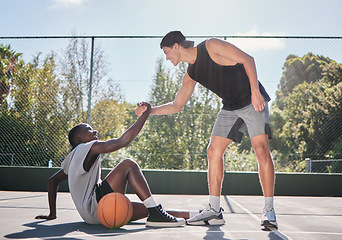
[5,220,151,239]
[1,191,342,240]
[4,221,286,240]
[203,226,229,240]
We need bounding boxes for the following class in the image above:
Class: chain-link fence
[0,35,341,172]
[305,159,342,173]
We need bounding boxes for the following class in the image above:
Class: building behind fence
[0,35,341,172]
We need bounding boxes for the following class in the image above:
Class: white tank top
[61,140,101,224]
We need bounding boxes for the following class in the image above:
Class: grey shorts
[211,102,272,143]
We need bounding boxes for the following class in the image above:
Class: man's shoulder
[205,37,227,49]
[206,37,222,45]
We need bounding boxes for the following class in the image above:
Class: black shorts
[95,180,114,203]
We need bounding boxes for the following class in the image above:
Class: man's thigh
[237,103,271,140]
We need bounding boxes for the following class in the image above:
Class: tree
[0,52,69,166]
[59,36,108,126]
[90,81,130,168]
[275,53,333,110]
[0,38,124,167]
[131,58,184,169]
[0,44,22,104]
[270,53,342,171]
[130,59,221,170]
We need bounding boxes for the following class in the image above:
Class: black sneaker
[146,204,185,227]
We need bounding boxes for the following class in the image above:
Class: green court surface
[1,191,341,240]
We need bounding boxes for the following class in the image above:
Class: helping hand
[135,102,151,117]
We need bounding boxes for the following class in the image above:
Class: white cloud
[50,0,88,9]
[228,29,286,52]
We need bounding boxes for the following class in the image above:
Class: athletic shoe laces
[262,205,276,221]
[156,205,176,220]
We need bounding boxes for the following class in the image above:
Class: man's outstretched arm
[91,102,152,155]
[135,74,197,117]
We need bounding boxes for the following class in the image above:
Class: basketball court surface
[1,191,341,239]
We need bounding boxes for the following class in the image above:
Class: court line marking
[0,194,46,201]
[224,196,293,240]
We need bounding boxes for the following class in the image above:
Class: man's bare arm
[135,73,196,117]
[88,102,151,159]
[207,38,265,112]
[35,169,68,220]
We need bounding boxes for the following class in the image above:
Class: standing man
[136,31,277,228]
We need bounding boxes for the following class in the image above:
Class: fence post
[87,37,95,124]
[305,158,312,173]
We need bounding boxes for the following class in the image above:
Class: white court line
[226,196,293,240]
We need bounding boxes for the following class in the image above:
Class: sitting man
[36,102,187,227]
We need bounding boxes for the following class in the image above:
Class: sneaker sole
[146,220,185,227]
[261,220,278,229]
[187,218,225,226]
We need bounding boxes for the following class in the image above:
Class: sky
[1,0,342,104]
[2,0,342,37]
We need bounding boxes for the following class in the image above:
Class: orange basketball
[97,192,133,228]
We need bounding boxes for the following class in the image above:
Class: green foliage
[2,41,342,172]
[0,44,22,104]
[92,99,133,168]
[270,53,342,169]
[276,53,333,110]
[129,59,221,170]
[0,52,69,166]
[0,38,123,167]
[225,143,258,171]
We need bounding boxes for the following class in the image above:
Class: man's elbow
[120,141,130,149]
[172,101,183,113]
[115,139,131,150]
[247,55,255,65]
[174,106,183,114]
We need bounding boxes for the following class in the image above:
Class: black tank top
[187,40,270,110]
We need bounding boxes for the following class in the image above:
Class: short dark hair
[68,123,86,148]
[160,31,194,49]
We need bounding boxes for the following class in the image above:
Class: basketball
[97,192,133,228]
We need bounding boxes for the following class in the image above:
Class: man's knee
[207,144,225,164]
[207,137,231,158]
[207,136,231,168]
[207,143,216,158]
[252,141,273,165]
[121,158,140,170]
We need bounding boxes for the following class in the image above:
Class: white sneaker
[261,205,278,229]
[187,204,225,226]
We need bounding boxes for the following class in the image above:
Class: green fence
[1,166,341,197]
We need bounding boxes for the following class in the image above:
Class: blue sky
[3,0,342,37]
[1,0,342,104]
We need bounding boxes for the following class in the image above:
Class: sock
[143,196,158,208]
[209,195,220,212]
[265,197,274,208]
